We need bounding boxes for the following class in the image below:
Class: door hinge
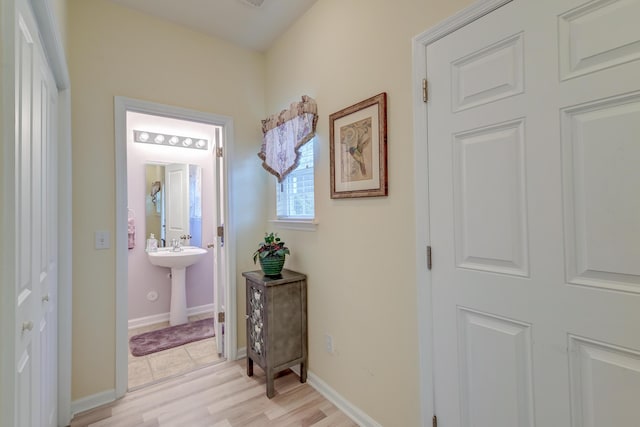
[433,415,437,427]
[422,78,429,102]
[216,147,223,158]
[427,245,432,270]
[217,225,225,247]
[218,312,225,323]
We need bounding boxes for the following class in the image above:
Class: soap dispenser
[146,233,158,252]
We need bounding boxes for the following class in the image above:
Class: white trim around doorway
[114,96,237,399]
[411,0,512,425]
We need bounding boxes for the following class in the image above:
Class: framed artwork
[329,92,387,199]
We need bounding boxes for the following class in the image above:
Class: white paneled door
[164,163,190,245]
[14,0,59,425]
[214,133,226,353]
[427,0,640,425]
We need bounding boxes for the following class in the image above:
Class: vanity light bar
[133,130,209,150]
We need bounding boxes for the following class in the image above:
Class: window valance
[259,95,318,182]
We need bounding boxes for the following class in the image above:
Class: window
[276,139,314,219]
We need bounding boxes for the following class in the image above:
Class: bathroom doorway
[114,97,237,396]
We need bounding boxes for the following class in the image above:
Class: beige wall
[265,1,472,425]
[53,0,68,54]
[67,0,267,400]
[66,0,478,422]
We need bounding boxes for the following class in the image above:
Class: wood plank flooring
[70,360,358,427]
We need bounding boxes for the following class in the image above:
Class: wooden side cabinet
[242,269,308,398]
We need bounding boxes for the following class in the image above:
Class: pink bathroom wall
[126,111,216,321]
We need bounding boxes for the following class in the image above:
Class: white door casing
[114,97,237,399]
[420,0,640,425]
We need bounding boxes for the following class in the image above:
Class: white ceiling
[107,0,317,52]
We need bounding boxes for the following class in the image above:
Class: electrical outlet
[324,334,334,354]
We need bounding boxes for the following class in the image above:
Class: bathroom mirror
[145,163,202,248]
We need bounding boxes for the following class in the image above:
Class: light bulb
[154,134,165,144]
[169,136,179,145]
[138,132,149,142]
[183,138,193,147]
[196,139,206,148]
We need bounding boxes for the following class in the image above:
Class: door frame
[0,0,72,425]
[411,0,512,425]
[114,96,237,398]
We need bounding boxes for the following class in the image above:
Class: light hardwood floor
[70,360,358,427]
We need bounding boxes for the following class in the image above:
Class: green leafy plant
[253,232,290,263]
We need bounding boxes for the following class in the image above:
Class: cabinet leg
[266,373,275,399]
[300,362,307,383]
[247,357,253,377]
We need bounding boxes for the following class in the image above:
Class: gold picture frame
[329,92,387,198]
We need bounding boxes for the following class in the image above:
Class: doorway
[114,97,237,397]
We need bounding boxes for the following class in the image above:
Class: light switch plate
[95,231,110,249]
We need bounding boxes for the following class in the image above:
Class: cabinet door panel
[270,283,303,366]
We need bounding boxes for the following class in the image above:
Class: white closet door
[36,41,59,427]
[13,1,59,425]
[427,0,640,425]
[15,3,39,424]
[214,135,226,353]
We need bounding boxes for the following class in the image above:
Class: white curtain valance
[259,95,318,182]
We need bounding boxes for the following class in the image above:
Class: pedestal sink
[147,246,207,325]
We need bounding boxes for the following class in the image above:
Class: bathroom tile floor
[128,312,224,390]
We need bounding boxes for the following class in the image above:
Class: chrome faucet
[171,238,182,252]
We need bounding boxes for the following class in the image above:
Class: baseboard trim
[290,367,382,427]
[235,346,247,359]
[128,303,215,329]
[70,389,116,418]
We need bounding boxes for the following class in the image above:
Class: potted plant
[253,232,290,276]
